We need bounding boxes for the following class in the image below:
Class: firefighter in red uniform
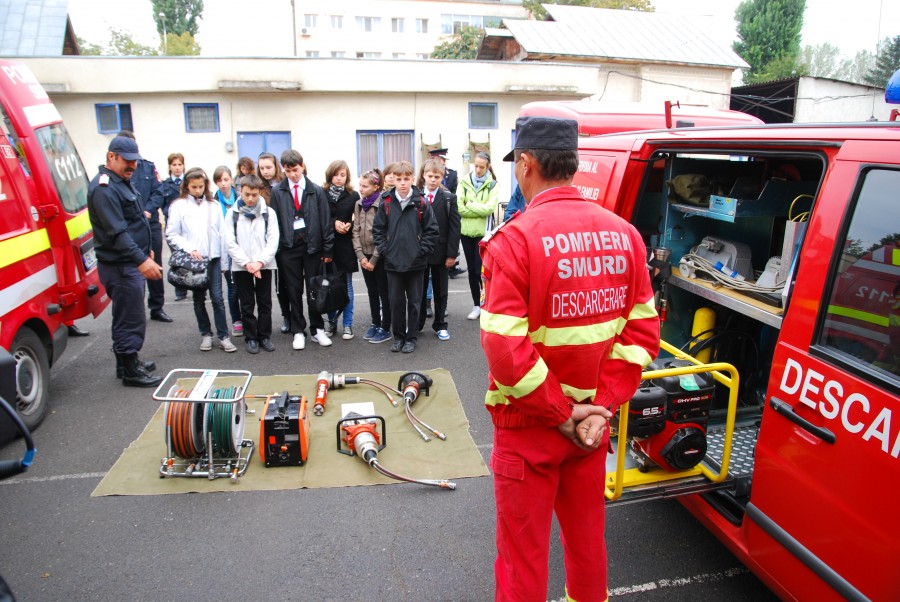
[480,116,660,602]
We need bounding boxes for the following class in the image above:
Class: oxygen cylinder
[690,308,715,363]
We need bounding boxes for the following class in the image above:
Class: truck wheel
[12,328,50,430]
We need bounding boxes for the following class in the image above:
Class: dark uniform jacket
[372,187,439,273]
[269,176,334,257]
[443,167,458,196]
[88,166,152,265]
[422,187,461,265]
[131,159,164,223]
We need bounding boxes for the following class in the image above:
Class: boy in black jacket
[269,149,335,350]
[372,161,439,353]
[416,159,461,340]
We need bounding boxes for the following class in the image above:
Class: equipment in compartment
[260,392,310,467]
[154,370,254,481]
[686,236,753,280]
[628,359,715,472]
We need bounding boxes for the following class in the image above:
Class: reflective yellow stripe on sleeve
[628,298,659,321]
[480,309,529,337]
[827,304,889,327]
[484,388,511,407]
[493,357,548,400]
[560,383,596,403]
[610,342,654,368]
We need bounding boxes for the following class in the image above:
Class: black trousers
[275,254,290,319]
[361,256,390,330]
[98,262,147,355]
[419,264,449,332]
[460,235,483,306]
[146,221,165,312]
[233,269,273,342]
[277,244,325,335]
[387,269,424,342]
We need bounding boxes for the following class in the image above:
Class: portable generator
[260,392,310,467]
[627,360,715,472]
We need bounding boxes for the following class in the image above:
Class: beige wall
[20,55,739,202]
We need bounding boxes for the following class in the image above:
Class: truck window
[818,168,900,381]
[33,123,89,214]
[0,104,32,177]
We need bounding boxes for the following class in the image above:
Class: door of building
[237,131,292,164]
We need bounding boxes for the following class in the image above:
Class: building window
[441,14,484,34]
[469,102,498,129]
[356,52,382,59]
[417,53,430,60]
[392,18,404,33]
[95,103,133,134]
[305,50,319,57]
[357,130,414,172]
[304,14,317,28]
[392,52,404,59]
[330,15,343,29]
[184,103,219,133]
[817,167,900,381]
[331,51,345,58]
[356,16,381,32]
[416,18,428,33]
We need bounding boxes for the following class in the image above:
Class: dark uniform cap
[502,116,578,162]
[429,147,449,157]
[108,136,142,161]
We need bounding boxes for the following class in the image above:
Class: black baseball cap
[108,136,141,161]
[503,116,578,162]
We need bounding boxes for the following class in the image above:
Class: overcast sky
[69,0,900,59]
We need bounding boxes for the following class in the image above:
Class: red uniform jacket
[479,186,660,428]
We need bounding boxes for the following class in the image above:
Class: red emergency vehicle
[0,60,108,429]
[533,115,898,601]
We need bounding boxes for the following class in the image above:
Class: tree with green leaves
[733,0,806,84]
[165,32,201,56]
[77,30,158,56]
[431,25,484,60]
[864,35,900,87]
[524,0,654,21]
[152,0,204,37]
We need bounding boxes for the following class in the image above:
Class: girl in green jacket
[455,152,499,320]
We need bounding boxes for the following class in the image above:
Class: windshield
[33,122,89,214]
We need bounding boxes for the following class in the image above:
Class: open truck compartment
[605,147,826,512]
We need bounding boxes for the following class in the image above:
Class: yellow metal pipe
[604,339,740,501]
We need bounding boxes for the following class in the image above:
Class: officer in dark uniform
[429,148,465,279]
[116,130,172,323]
[88,136,163,387]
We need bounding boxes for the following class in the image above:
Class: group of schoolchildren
[158,147,500,355]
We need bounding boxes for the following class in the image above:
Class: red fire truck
[0,60,108,429]
[524,113,897,600]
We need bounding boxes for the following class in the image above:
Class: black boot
[118,353,162,387]
[115,354,157,379]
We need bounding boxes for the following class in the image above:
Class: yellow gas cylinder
[691,307,715,363]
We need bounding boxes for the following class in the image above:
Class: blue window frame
[356,130,414,173]
[184,103,220,133]
[95,103,133,134]
[469,102,497,129]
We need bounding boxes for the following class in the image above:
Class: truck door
[748,158,900,601]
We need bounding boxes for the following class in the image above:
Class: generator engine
[260,392,310,467]
[627,360,715,472]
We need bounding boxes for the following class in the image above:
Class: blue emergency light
[886,68,900,104]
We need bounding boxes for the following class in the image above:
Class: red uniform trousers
[491,425,609,602]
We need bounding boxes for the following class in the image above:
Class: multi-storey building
[196,0,529,59]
